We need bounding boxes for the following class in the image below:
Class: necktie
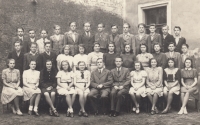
[99,69,101,74]
[117,68,120,74]
[81,72,84,79]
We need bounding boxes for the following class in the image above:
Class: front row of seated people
[1,55,198,117]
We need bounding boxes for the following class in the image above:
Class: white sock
[70,108,73,113]
[33,106,38,112]
[29,105,33,111]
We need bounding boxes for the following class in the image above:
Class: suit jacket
[95,32,109,50]
[161,34,175,53]
[119,33,135,54]
[23,52,40,70]
[38,51,57,71]
[135,34,149,55]
[7,51,24,74]
[90,68,113,91]
[80,32,95,54]
[64,31,81,56]
[23,37,37,53]
[165,52,181,69]
[11,36,29,53]
[109,34,124,54]
[111,67,131,89]
[50,34,64,55]
[174,37,186,53]
[147,33,162,53]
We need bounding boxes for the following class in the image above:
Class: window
[144,6,167,34]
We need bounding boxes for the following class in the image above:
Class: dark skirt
[42,88,57,94]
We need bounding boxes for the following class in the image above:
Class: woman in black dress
[40,60,59,117]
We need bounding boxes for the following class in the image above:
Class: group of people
[1,22,200,118]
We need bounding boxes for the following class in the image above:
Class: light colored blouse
[130,70,147,83]
[88,52,103,66]
[56,54,74,70]
[2,68,20,83]
[146,67,163,88]
[74,54,88,66]
[74,70,90,83]
[137,53,153,67]
[56,71,73,83]
[23,69,40,84]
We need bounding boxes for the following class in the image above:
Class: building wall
[125,0,200,49]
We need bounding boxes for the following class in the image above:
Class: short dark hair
[123,23,131,28]
[115,56,123,62]
[69,22,77,26]
[96,58,103,63]
[174,26,181,31]
[30,42,37,48]
[78,44,86,54]
[44,42,51,47]
[16,27,24,32]
[28,29,35,32]
[133,61,144,70]
[60,60,72,71]
[98,23,105,28]
[14,41,22,46]
[149,23,156,28]
[122,44,133,54]
[166,58,177,68]
[149,58,158,68]
[138,23,146,28]
[111,24,118,28]
[83,22,91,27]
[168,42,175,47]
[184,58,193,68]
[182,43,189,48]
[139,43,148,54]
[53,25,61,29]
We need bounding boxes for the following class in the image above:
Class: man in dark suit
[135,23,149,55]
[147,24,162,53]
[8,41,24,87]
[24,29,37,53]
[80,22,95,54]
[64,22,81,56]
[109,24,124,54]
[95,23,109,53]
[12,27,28,53]
[88,58,113,115]
[174,26,186,53]
[110,56,130,117]
[161,25,175,52]
[38,42,57,71]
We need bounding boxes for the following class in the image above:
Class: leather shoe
[66,111,70,117]
[34,111,39,116]
[83,112,88,117]
[70,112,74,117]
[28,110,32,115]
[113,112,119,117]
[78,111,83,116]
[53,109,59,117]
[16,110,23,116]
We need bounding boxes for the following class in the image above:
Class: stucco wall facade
[124,0,200,49]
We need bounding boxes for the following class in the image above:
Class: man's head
[162,25,169,35]
[115,56,123,68]
[83,22,91,32]
[28,29,35,38]
[111,24,118,34]
[16,27,24,37]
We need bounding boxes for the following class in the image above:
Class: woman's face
[151,59,157,68]
[62,61,69,71]
[140,45,147,53]
[125,45,131,53]
[185,60,191,68]
[168,60,174,68]
[29,61,36,70]
[108,44,114,52]
[94,44,100,52]
[78,62,86,71]
[135,63,141,71]
[79,46,85,54]
[46,61,52,70]
[64,47,70,55]
[8,60,15,69]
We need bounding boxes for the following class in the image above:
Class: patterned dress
[1,69,23,104]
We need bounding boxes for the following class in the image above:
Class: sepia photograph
[0,0,200,124]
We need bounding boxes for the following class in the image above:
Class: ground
[0,100,200,125]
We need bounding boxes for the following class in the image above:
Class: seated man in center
[88,58,113,115]
[110,56,131,117]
